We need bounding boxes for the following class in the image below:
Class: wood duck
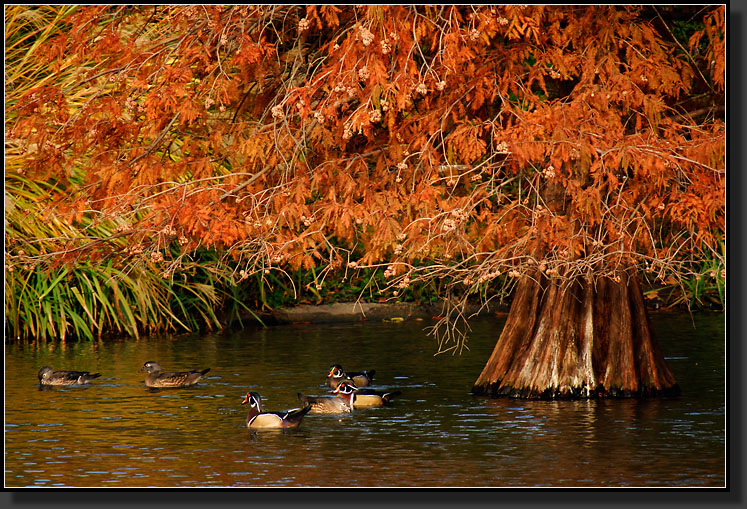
[298,380,357,414]
[327,364,375,389]
[38,366,102,386]
[139,361,210,388]
[240,392,311,429]
[352,387,403,409]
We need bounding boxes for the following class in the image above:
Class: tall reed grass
[5,173,238,341]
[5,6,257,341]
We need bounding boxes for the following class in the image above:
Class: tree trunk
[472,268,680,399]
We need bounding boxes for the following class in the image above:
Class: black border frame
[3,3,738,508]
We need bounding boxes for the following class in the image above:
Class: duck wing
[152,368,210,387]
[282,405,312,421]
[55,370,102,384]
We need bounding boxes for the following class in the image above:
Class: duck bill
[241,395,250,405]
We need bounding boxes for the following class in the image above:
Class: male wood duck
[327,364,375,389]
[298,380,357,414]
[38,366,102,386]
[241,392,311,429]
[139,361,210,388]
[352,386,403,409]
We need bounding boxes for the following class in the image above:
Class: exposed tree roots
[472,267,680,400]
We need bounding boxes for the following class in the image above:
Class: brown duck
[298,380,357,414]
[38,366,102,386]
[139,361,210,388]
[241,392,311,429]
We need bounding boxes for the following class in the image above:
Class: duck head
[328,364,345,378]
[333,380,358,404]
[139,361,162,373]
[37,366,54,382]
[241,391,263,411]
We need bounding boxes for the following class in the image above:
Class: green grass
[4,172,247,341]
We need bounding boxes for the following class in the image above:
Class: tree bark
[472,268,680,399]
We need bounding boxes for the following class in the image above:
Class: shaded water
[5,312,725,487]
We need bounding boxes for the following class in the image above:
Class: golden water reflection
[5,314,725,487]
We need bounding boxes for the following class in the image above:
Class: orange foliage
[8,5,725,288]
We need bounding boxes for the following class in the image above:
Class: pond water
[4,312,725,487]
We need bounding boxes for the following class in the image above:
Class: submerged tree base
[472,382,681,400]
[472,267,681,400]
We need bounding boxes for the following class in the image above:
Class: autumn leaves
[5,6,725,343]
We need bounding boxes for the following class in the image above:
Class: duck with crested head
[327,364,375,389]
[299,380,357,414]
[241,392,311,429]
[139,361,210,388]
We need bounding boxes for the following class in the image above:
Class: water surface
[4,312,725,487]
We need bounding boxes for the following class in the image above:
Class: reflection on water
[5,313,725,487]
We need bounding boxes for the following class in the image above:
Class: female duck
[298,380,357,414]
[38,366,102,386]
[241,392,311,429]
[139,361,210,388]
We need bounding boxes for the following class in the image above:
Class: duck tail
[383,390,402,402]
[199,368,211,376]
